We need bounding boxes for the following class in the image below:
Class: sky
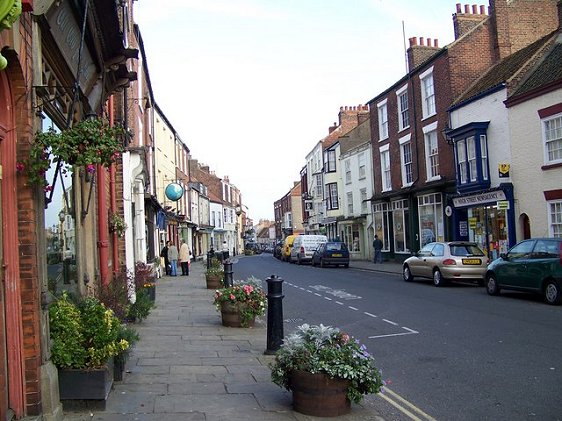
[134,0,458,222]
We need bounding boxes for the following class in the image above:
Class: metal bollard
[265,274,284,355]
[207,251,213,269]
[223,260,233,288]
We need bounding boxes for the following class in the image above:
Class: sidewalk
[63,260,394,421]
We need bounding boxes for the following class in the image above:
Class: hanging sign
[498,163,510,178]
[165,183,184,201]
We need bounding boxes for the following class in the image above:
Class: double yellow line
[378,387,437,421]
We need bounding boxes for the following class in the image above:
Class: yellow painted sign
[497,200,510,210]
[498,163,510,178]
[468,217,477,229]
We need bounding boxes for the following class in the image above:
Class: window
[373,203,390,252]
[316,174,323,196]
[396,85,409,131]
[358,153,366,179]
[377,99,388,140]
[360,188,367,214]
[467,136,477,181]
[347,192,353,215]
[549,201,562,237]
[480,135,488,180]
[325,183,339,210]
[424,126,439,180]
[419,67,436,118]
[392,199,410,253]
[418,193,443,248]
[326,149,336,172]
[543,114,562,164]
[399,134,413,186]
[380,145,391,191]
[344,159,351,184]
[457,139,467,183]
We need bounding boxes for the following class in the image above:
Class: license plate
[462,258,482,265]
[332,253,342,257]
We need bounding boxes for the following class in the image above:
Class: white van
[290,235,328,264]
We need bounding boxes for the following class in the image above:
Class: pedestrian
[179,240,190,276]
[160,241,169,275]
[373,235,383,264]
[168,241,179,276]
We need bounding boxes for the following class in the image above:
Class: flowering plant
[20,117,124,188]
[213,278,267,327]
[270,324,384,403]
[109,212,127,237]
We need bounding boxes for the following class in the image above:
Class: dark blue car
[311,242,350,268]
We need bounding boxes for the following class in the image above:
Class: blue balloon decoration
[165,183,184,201]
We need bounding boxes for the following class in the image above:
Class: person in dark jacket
[160,242,170,275]
[373,235,383,264]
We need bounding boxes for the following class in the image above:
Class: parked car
[403,241,488,287]
[273,241,284,260]
[290,234,328,264]
[281,235,298,262]
[311,242,350,268]
[485,238,562,305]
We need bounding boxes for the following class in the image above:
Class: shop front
[451,185,516,260]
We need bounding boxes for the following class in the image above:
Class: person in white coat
[179,240,190,276]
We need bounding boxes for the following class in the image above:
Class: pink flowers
[229,294,236,301]
[86,164,96,173]
[16,162,25,172]
[243,284,254,294]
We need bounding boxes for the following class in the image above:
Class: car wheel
[433,269,444,287]
[403,265,413,282]
[486,273,500,296]
[544,280,561,305]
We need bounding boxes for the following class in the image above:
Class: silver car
[403,241,488,287]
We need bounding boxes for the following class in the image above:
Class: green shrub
[127,288,153,322]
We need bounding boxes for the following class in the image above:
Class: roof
[452,31,557,108]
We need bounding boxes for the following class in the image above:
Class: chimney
[328,122,338,134]
[338,105,369,132]
[453,3,488,40]
[407,36,441,70]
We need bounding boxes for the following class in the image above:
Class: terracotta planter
[290,370,351,417]
[205,273,223,289]
[220,301,255,328]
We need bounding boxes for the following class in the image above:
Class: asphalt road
[234,253,562,421]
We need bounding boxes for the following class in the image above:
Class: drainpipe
[97,96,113,287]
[109,96,119,273]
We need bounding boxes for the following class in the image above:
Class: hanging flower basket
[19,117,124,188]
[109,212,127,237]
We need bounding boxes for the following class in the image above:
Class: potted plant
[20,117,124,188]
[213,278,267,328]
[113,324,139,381]
[205,257,224,289]
[49,292,130,403]
[270,323,384,417]
[109,211,127,237]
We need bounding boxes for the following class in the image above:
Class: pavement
[62,258,402,421]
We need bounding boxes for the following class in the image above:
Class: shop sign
[498,163,510,178]
[452,190,506,208]
[497,200,510,210]
[459,221,468,236]
[468,217,477,229]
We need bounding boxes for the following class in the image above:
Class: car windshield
[450,244,485,257]
[326,243,345,251]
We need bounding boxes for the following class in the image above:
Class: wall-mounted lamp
[442,126,454,146]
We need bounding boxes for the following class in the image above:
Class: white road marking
[348,306,358,311]
[381,388,438,421]
[324,297,332,301]
[335,301,344,305]
[402,327,419,334]
[364,312,377,318]
[369,331,418,339]
[383,319,398,326]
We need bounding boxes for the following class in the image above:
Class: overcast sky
[134,0,458,222]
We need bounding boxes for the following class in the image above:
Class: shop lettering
[453,191,506,208]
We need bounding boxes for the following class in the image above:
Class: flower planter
[220,302,255,328]
[113,356,126,382]
[205,273,223,289]
[146,285,156,302]
[58,361,114,408]
[290,370,351,417]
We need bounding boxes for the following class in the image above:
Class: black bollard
[223,260,233,288]
[265,274,284,355]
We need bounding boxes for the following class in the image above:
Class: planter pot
[290,370,351,417]
[220,302,255,328]
[205,273,223,289]
[58,361,114,405]
[146,286,156,302]
[113,356,126,382]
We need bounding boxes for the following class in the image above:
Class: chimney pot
[456,3,462,13]
[419,37,425,46]
[479,4,485,14]
[464,4,470,13]
[434,39,439,48]
[409,37,417,46]
[427,37,432,46]
[472,4,477,14]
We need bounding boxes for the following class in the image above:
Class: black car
[311,242,350,268]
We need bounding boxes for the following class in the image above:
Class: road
[233,253,562,421]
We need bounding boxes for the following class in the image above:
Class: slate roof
[452,31,558,107]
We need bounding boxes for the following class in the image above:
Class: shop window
[418,193,443,248]
[373,203,390,252]
[392,200,410,253]
[343,224,361,252]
